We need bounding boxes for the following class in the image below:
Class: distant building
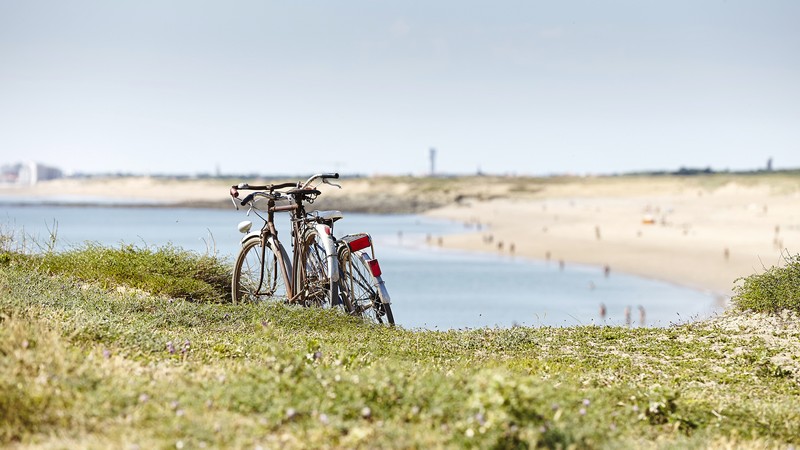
[0,162,63,185]
[0,165,17,183]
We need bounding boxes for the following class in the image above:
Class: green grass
[3,243,230,303]
[1,244,799,448]
[733,253,800,314]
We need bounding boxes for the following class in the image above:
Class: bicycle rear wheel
[232,236,287,304]
[339,246,394,325]
[297,228,336,308]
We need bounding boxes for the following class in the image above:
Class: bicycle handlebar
[230,173,338,195]
[229,182,297,201]
[301,172,339,188]
[238,191,272,207]
[230,173,339,209]
[231,182,297,192]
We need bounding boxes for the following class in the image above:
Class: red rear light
[348,235,371,252]
[323,226,331,235]
[367,259,382,277]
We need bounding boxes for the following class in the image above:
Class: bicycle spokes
[230,173,393,325]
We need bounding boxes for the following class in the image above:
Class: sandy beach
[0,176,441,213]
[0,177,234,206]
[3,174,798,296]
[426,176,800,297]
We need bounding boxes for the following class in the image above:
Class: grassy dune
[1,245,799,448]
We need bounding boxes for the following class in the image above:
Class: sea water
[1,202,722,329]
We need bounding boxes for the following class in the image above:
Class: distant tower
[767,157,773,172]
[429,148,436,176]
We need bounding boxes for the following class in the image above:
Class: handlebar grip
[240,193,256,206]
[324,173,340,179]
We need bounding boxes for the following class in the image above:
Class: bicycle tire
[338,246,394,325]
[231,236,287,304]
[297,228,337,308]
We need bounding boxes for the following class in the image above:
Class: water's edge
[1,203,722,329]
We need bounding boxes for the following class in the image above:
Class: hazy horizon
[1,1,798,176]
[2,159,797,180]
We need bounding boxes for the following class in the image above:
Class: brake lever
[323,178,342,189]
[230,186,241,210]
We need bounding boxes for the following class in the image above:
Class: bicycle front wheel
[232,236,287,304]
[339,247,394,325]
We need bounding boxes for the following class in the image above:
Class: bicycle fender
[376,278,391,305]
[356,251,391,305]
[314,223,339,282]
[240,232,261,245]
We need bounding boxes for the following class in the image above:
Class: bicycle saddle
[313,210,344,222]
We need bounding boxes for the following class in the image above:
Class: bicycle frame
[238,200,295,298]
[238,192,340,303]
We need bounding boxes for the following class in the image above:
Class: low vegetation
[733,253,800,314]
[1,242,798,448]
[324,172,800,212]
[4,243,229,303]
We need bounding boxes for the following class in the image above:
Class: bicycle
[229,173,394,325]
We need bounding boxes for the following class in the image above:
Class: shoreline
[425,184,799,297]
[428,226,737,299]
[4,174,799,296]
[0,197,435,214]
[0,176,443,214]
[429,227,733,304]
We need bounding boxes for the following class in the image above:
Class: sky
[1,1,798,176]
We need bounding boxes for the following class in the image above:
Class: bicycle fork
[248,229,293,298]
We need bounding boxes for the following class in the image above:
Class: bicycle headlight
[237,221,253,234]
